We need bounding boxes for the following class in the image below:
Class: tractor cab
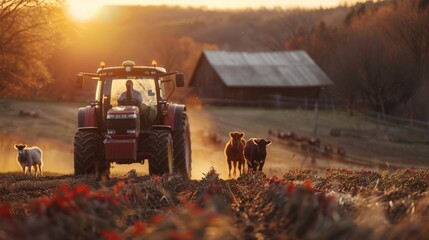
[106,77,159,129]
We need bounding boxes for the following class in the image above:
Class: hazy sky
[95,0,350,8]
[67,0,356,21]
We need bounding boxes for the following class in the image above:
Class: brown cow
[244,138,272,172]
[224,132,246,178]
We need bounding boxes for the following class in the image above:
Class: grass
[1,99,428,177]
[188,106,429,169]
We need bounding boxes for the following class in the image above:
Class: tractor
[74,60,192,178]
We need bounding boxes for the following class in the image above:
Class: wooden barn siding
[192,57,228,98]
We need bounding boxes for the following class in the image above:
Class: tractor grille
[106,118,137,135]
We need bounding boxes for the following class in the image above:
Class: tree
[254,9,320,51]
[0,0,71,97]
[154,36,218,85]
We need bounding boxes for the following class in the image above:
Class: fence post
[313,101,319,134]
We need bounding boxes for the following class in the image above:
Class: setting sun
[67,0,104,21]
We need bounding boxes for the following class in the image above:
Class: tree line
[0,0,428,120]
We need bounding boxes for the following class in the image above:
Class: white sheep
[14,144,43,176]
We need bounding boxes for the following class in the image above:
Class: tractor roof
[96,60,167,77]
[97,66,167,77]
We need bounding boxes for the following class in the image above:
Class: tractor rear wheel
[74,130,101,175]
[173,114,192,178]
[143,130,173,175]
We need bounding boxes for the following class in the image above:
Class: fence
[199,96,335,110]
[198,96,429,132]
[355,110,429,132]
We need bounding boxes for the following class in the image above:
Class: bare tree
[154,36,218,85]
[383,0,429,79]
[253,9,318,51]
[0,0,70,96]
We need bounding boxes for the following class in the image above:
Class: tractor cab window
[106,77,159,127]
[158,78,166,99]
[109,78,157,108]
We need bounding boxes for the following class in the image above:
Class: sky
[67,0,355,21]
[82,0,349,9]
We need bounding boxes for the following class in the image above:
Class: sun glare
[67,0,103,21]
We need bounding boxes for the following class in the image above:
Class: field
[1,99,429,239]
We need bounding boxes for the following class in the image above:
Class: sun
[67,0,103,21]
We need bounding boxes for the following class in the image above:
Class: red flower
[151,214,165,224]
[73,184,90,198]
[113,180,126,195]
[286,183,296,194]
[116,180,126,189]
[132,221,147,236]
[56,184,70,194]
[101,230,122,240]
[270,175,278,182]
[0,204,12,218]
[168,230,195,240]
[113,186,120,195]
[304,179,313,192]
[111,198,121,206]
[152,175,161,184]
[56,198,70,210]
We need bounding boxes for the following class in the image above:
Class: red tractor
[74,60,191,178]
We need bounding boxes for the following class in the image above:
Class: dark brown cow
[224,132,246,178]
[244,138,272,172]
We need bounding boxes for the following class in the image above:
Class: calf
[244,138,272,172]
[224,132,246,178]
[14,144,43,176]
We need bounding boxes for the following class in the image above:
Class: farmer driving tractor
[117,79,157,128]
[117,80,143,106]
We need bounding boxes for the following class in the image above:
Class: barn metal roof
[202,50,333,87]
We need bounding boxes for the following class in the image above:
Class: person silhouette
[117,80,143,106]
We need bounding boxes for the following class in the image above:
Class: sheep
[244,138,272,172]
[224,132,246,178]
[14,144,43,176]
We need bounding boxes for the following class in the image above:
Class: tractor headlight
[127,129,137,134]
[107,129,116,134]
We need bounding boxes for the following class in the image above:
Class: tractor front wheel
[74,130,108,177]
[143,130,173,176]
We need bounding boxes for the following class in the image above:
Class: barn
[189,50,333,105]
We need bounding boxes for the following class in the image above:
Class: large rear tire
[173,114,192,178]
[143,130,173,176]
[74,130,100,175]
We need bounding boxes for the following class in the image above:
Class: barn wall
[225,86,321,100]
[192,57,226,98]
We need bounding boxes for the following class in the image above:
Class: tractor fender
[77,106,98,129]
[163,104,186,131]
[152,125,172,132]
